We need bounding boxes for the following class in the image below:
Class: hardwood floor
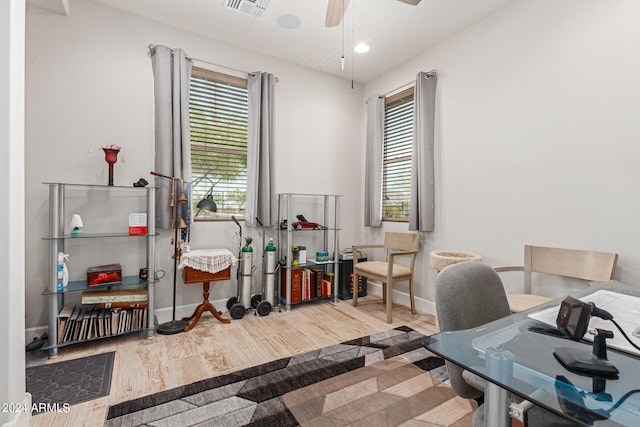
[31,296,440,426]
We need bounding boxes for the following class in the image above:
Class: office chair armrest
[493,265,524,273]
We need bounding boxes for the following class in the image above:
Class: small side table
[181,266,232,331]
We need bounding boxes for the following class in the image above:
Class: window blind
[383,88,414,221]
[189,67,249,218]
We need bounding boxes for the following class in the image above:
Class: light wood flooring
[31,296,442,427]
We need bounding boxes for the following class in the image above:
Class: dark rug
[27,351,115,414]
[105,327,463,427]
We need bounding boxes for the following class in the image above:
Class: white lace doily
[178,248,237,274]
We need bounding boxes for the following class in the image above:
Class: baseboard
[365,282,436,316]
[154,299,230,325]
[1,393,31,427]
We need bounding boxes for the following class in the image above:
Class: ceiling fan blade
[325,0,350,27]
[398,0,422,5]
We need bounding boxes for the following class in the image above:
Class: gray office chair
[435,261,575,427]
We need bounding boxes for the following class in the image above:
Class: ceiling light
[277,14,300,30]
[354,42,370,54]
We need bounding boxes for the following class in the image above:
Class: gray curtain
[364,95,384,227]
[245,72,275,228]
[151,45,193,229]
[409,71,437,232]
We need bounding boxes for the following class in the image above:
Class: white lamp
[70,214,84,237]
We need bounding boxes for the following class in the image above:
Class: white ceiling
[88,0,513,83]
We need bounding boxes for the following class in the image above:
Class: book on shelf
[308,266,323,299]
[280,268,303,302]
[111,309,121,335]
[322,273,335,297]
[302,269,311,300]
[89,308,99,339]
[78,306,93,340]
[55,306,148,344]
[97,309,106,338]
[72,307,85,341]
[63,306,81,344]
[99,301,148,309]
[56,305,75,345]
[81,289,148,305]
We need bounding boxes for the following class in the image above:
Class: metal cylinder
[263,239,277,304]
[239,251,253,307]
[240,250,253,275]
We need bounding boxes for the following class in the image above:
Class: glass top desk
[423,284,640,427]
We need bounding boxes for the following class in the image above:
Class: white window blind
[189,67,248,219]
[383,88,414,221]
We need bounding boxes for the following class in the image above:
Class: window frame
[189,66,249,222]
[382,87,414,222]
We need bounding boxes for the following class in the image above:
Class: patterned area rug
[27,351,115,414]
[105,327,474,426]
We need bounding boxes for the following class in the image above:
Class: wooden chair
[352,232,420,323]
[496,245,619,312]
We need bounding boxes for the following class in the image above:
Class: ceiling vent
[224,0,270,18]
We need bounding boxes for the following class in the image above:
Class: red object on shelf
[280,268,303,302]
[87,264,122,286]
[291,221,328,230]
[102,147,120,186]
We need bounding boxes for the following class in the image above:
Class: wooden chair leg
[382,282,386,304]
[386,280,393,323]
[409,276,416,315]
[352,272,359,307]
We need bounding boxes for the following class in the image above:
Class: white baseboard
[1,393,31,427]
[365,282,436,316]
[154,299,230,325]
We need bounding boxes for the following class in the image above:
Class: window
[383,87,414,221]
[189,67,248,220]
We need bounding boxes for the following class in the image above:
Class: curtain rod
[148,44,279,82]
[380,70,437,98]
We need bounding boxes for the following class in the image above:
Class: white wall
[362,0,640,305]
[1,0,29,425]
[27,0,640,333]
[25,0,363,330]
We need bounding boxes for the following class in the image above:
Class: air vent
[224,0,270,18]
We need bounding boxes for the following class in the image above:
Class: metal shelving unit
[277,193,341,312]
[43,182,156,357]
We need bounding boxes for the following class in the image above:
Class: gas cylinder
[239,237,254,308]
[263,238,277,305]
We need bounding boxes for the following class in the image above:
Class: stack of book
[280,267,333,303]
[56,289,148,345]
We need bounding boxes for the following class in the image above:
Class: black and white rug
[105,327,466,426]
[27,351,115,414]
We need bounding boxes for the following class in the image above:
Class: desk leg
[485,382,511,427]
[182,282,231,332]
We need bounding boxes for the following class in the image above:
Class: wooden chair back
[523,245,618,294]
[383,232,420,260]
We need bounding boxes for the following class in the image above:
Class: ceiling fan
[325,0,422,27]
